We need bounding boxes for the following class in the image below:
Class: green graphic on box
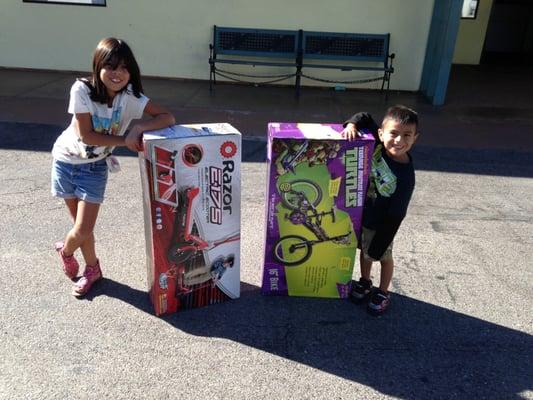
[275,162,357,297]
[262,123,374,298]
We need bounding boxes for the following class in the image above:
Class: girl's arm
[74,113,128,147]
[125,101,176,152]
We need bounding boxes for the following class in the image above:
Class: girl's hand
[124,101,175,153]
[125,125,144,152]
[341,123,360,141]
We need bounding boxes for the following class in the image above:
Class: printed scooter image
[166,186,239,294]
[167,187,240,264]
[165,254,233,296]
[273,179,351,266]
[169,254,235,291]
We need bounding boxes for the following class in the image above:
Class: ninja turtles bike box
[139,124,241,316]
[262,123,374,298]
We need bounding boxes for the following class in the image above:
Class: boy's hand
[125,125,144,152]
[341,123,361,141]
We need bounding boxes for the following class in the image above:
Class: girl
[51,38,175,297]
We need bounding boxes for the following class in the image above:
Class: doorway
[481,0,533,65]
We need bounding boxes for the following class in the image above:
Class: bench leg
[295,65,302,99]
[381,72,391,101]
[386,72,392,101]
[209,62,216,92]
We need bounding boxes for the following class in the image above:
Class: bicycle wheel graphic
[273,235,312,266]
[279,179,322,211]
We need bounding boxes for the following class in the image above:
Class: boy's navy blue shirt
[344,112,415,260]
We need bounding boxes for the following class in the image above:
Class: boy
[342,105,419,315]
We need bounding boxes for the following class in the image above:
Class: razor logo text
[209,161,234,224]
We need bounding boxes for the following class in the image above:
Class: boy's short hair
[382,105,419,131]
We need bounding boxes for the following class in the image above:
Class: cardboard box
[139,124,241,315]
[262,123,374,298]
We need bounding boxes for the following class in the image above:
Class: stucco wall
[1,0,434,90]
[453,0,494,64]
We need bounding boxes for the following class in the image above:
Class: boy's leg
[63,200,100,267]
[367,257,394,315]
[360,250,373,281]
[378,258,394,293]
[350,251,374,303]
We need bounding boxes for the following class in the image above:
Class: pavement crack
[445,284,457,303]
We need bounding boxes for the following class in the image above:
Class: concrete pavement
[0,66,532,399]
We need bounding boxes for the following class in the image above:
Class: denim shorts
[361,226,394,262]
[51,159,108,204]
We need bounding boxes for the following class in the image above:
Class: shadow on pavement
[90,278,532,399]
[1,121,532,176]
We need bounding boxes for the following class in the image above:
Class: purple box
[262,123,374,298]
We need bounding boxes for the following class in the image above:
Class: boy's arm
[343,112,380,140]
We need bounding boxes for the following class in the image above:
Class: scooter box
[139,123,241,315]
[262,123,374,298]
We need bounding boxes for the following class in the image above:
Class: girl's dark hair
[87,37,143,104]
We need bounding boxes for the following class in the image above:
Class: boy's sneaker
[72,260,103,297]
[350,278,373,303]
[54,241,79,280]
[367,289,390,315]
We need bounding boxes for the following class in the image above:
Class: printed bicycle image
[273,179,351,266]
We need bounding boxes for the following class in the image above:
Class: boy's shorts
[51,159,108,204]
[361,226,394,262]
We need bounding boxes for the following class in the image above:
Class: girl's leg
[64,197,79,221]
[62,200,100,266]
[379,258,394,293]
[63,198,97,265]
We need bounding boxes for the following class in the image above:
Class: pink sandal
[72,260,103,297]
[54,241,79,280]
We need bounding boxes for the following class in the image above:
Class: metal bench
[209,26,299,90]
[209,26,395,98]
[299,31,395,97]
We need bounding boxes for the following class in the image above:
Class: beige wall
[1,0,434,90]
[453,0,494,64]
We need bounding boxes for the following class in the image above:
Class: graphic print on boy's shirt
[368,144,397,199]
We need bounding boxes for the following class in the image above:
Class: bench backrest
[213,26,299,58]
[302,31,391,65]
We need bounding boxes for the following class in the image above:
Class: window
[461,0,479,19]
[23,0,105,6]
